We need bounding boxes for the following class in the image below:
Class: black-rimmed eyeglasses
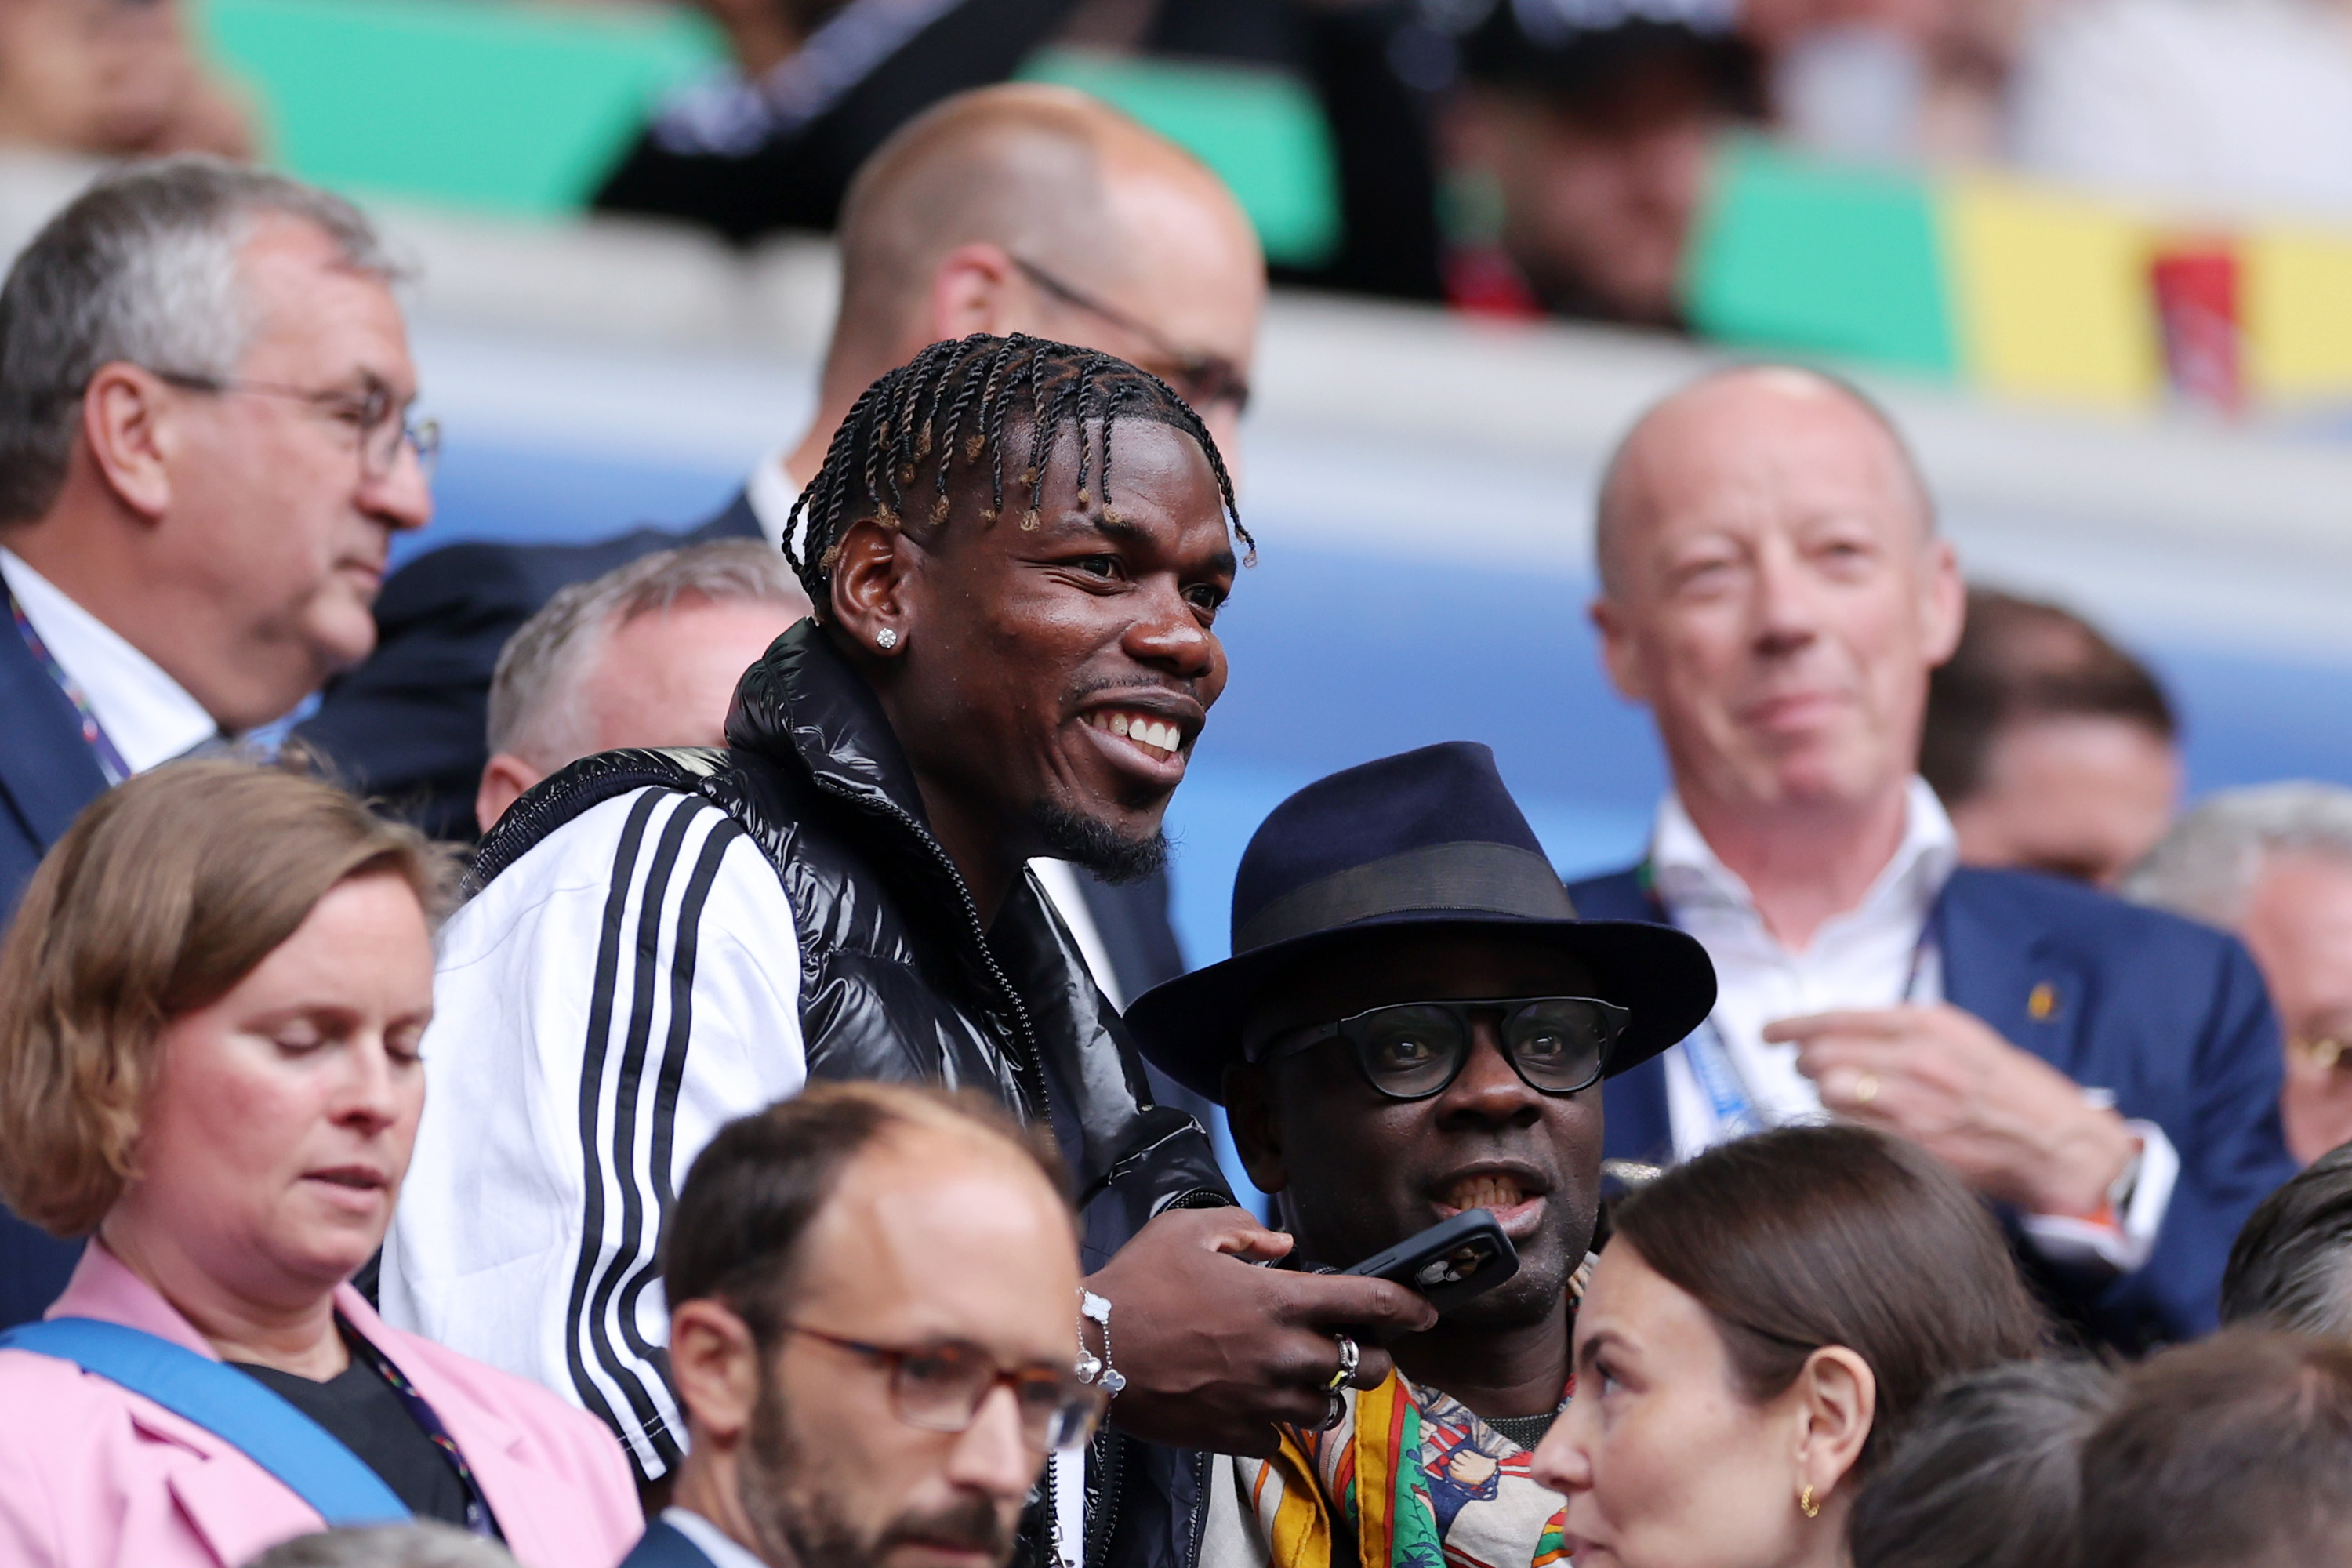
[153,370,441,480]
[1256,996,1631,1101]
[1011,256,1252,418]
[782,1322,1110,1454]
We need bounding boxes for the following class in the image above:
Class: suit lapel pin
[2029,982,2059,1022]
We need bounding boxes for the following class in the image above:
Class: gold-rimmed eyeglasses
[2293,1036,2352,1071]
[153,369,441,481]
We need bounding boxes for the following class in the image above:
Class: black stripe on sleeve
[614,815,748,1377]
[579,795,701,1476]
[562,790,663,1464]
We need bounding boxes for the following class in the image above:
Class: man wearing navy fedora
[1126,742,1715,1568]
[1571,365,2296,1351]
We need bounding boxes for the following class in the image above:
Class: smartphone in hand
[1341,1209,1519,1316]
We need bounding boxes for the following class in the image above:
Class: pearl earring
[875,627,899,650]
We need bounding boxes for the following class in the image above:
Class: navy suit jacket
[296,492,767,841]
[620,1518,724,1568]
[0,592,113,1328]
[1570,862,2299,1351]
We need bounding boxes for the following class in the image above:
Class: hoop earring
[1798,1484,1819,1519]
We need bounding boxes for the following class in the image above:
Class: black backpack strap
[466,746,731,897]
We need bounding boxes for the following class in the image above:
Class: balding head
[1595,365,1932,599]
[819,85,1263,459]
[1588,365,1962,827]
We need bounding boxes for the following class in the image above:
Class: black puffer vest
[473,620,1229,1568]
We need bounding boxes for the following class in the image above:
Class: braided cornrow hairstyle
[782,334,1249,619]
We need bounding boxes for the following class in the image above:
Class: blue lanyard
[9,584,132,786]
[340,1319,503,1539]
[1682,1016,1769,1138]
[1643,867,1936,1142]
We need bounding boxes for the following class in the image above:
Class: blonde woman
[0,761,641,1568]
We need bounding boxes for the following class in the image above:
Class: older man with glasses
[0,154,431,1329]
[623,1083,1108,1568]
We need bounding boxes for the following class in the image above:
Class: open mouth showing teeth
[1444,1174,1527,1212]
[1084,710,1185,764]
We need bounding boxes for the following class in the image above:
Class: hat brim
[1123,910,1717,1105]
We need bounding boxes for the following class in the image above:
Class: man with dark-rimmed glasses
[0,155,430,1330]
[626,1082,1106,1568]
[1124,742,1717,1568]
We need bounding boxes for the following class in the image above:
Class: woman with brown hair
[1532,1123,2049,1568]
[0,760,641,1568]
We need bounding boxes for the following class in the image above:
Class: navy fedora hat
[1125,742,1716,1103]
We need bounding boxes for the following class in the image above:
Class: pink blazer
[0,1243,643,1568]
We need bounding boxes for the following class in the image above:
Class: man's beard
[739,1365,1019,1568]
[1031,798,1167,886]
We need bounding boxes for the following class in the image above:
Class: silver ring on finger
[1323,1333,1360,1395]
[1316,1391,1347,1430]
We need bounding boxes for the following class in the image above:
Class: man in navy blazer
[0,619,109,923]
[0,621,108,1330]
[1570,365,2296,1351]
[0,162,431,1327]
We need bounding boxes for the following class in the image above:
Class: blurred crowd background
[1,0,2347,982]
[34,0,2352,389]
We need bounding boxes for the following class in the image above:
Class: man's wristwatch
[1076,1289,1127,1398]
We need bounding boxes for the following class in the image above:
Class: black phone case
[1341,1208,1522,1316]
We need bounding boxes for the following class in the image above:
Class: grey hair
[242,1523,518,1568]
[486,539,811,768]
[1849,1359,2119,1568]
[0,154,401,524]
[2223,1141,2352,1340]
[2121,782,2352,927]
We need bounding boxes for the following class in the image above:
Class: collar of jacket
[730,622,1232,1225]
[731,619,1069,1127]
[725,621,1033,1025]
[728,617,936,833]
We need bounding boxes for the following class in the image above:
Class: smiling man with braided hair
[383,336,1435,1568]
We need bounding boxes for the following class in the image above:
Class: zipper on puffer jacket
[1084,1425,1125,1568]
[795,769,1056,1129]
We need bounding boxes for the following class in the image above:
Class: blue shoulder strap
[0,1316,411,1525]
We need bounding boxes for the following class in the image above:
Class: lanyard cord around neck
[339,1319,503,1539]
[1642,865,1937,1139]
[9,584,131,786]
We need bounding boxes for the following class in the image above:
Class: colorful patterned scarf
[1228,1258,1589,1568]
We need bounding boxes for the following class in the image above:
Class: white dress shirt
[1,547,218,774]
[1650,777,2178,1275]
[743,449,800,550]
[663,1508,771,1568]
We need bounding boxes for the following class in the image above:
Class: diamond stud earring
[875,627,900,650]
